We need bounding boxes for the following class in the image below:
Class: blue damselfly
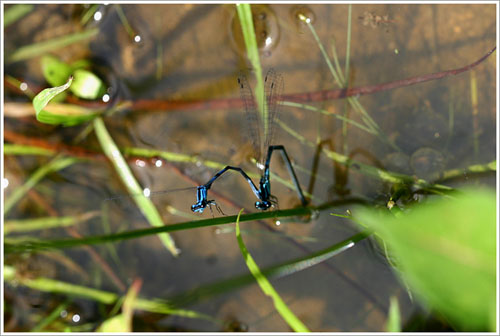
[191,69,307,213]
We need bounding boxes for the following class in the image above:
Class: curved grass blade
[93,117,179,257]
[235,209,310,332]
[170,230,368,307]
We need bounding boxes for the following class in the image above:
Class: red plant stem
[5,47,495,113]
[129,47,496,111]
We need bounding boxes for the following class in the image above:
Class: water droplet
[2,178,9,189]
[93,11,102,21]
[291,5,316,30]
[134,35,141,43]
[143,188,151,197]
[154,159,163,168]
[275,220,281,226]
[102,93,110,102]
[19,82,28,91]
[72,314,80,323]
[60,310,68,318]
[231,5,280,56]
[135,159,146,168]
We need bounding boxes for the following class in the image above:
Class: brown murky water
[3,3,496,332]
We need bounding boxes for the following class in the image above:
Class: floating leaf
[38,103,100,126]
[32,77,100,126]
[41,54,72,87]
[355,188,496,331]
[70,69,105,100]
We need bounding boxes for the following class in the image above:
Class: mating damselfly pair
[191,69,307,213]
[108,69,307,214]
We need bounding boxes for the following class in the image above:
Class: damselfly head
[255,200,272,210]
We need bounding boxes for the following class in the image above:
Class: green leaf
[355,188,496,331]
[37,103,100,126]
[70,69,105,100]
[235,209,310,332]
[33,76,73,114]
[41,54,72,87]
[32,77,100,126]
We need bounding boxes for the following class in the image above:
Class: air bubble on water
[72,314,80,323]
[135,159,146,168]
[94,11,102,21]
[2,178,9,189]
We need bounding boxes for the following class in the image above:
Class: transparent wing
[104,186,197,203]
[238,71,262,163]
[263,68,284,155]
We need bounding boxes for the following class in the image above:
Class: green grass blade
[3,265,213,322]
[235,209,310,332]
[4,156,79,215]
[115,4,136,39]
[4,4,33,27]
[8,28,99,63]
[4,212,99,234]
[4,144,55,156]
[236,4,266,138]
[277,118,452,194]
[344,4,352,83]
[93,117,179,257]
[80,4,99,25]
[301,15,401,152]
[31,300,69,332]
[5,206,313,253]
[282,101,376,134]
[386,296,401,332]
[170,230,368,306]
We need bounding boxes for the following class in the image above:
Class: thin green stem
[8,28,99,63]
[93,117,179,256]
